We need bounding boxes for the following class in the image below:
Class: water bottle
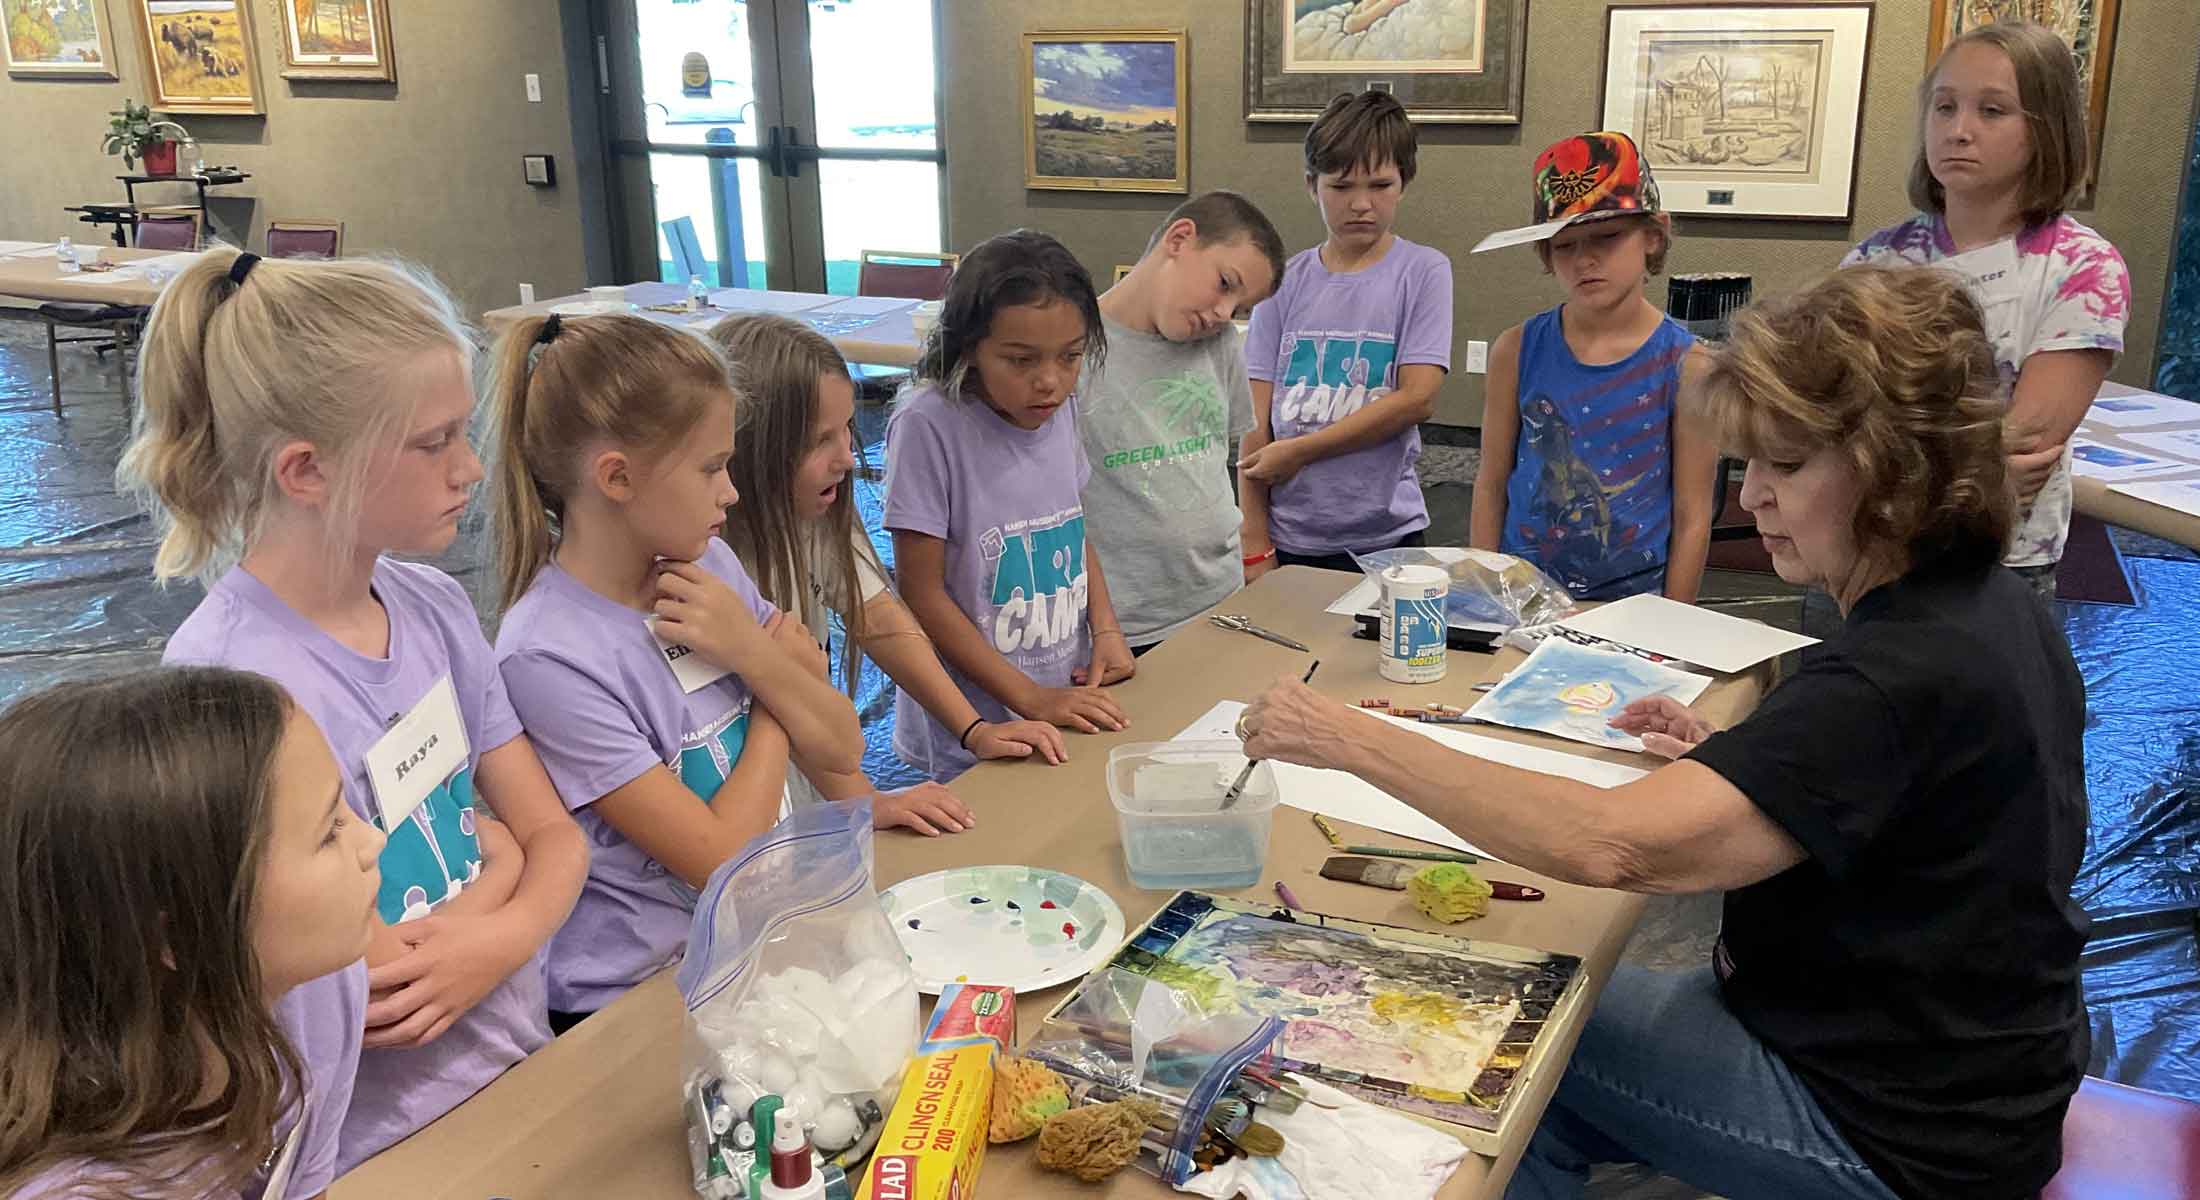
[686,274,709,314]
[56,236,79,274]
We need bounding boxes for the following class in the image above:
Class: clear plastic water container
[1107,740,1279,891]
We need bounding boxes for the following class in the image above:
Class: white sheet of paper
[2117,428,2200,466]
[2109,479,2200,521]
[2069,439,2191,482]
[708,288,834,315]
[2089,384,2197,429]
[0,241,52,257]
[812,294,917,317]
[1174,701,1647,863]
[1555,593,1816,673]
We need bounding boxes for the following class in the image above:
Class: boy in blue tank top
[1468,131,1718,601]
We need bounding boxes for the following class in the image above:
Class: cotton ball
[785,1068,827,1126]
[757,1051,798,1096]
[718,1072,763,1115]
[811,1096,863,1153]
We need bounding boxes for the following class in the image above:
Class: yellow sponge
[1409,862,1493,923]
[988,1056,1069,1143]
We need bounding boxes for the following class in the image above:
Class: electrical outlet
[1465,339,1489,374]
[525,73,542,103]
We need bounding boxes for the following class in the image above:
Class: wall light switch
[525,73,542,103]
[1466,339,1489,374]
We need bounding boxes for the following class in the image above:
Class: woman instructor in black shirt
[1238,266,2088,1200]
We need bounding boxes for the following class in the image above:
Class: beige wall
[943,1,2200,426]
[0,0,600,317]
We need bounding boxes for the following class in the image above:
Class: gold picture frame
[1021,28,1189,194]
[1927,0,2118,203]
[130,0,264,115]
[279,0,395,83]
[4,0,121,79]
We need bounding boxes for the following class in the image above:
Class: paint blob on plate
[880,866,1125,995]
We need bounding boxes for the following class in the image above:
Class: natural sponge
[1409,862,1493,923]
[1035,1098,1163,1183]
[988,1057,1069,1143]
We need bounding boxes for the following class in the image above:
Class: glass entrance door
[600,0,944,294]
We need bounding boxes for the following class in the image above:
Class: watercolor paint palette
[881,865,1126,995]
[1040,891,1587,1153]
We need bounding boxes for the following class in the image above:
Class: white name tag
[648,616,734,694]
[364,675,471,831]
[1946,238,2022,307]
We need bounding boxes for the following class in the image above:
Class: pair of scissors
[1209,613,1311,652]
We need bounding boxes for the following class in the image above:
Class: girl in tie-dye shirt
[1843,22,2130,590]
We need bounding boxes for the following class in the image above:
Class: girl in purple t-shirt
[485,313,865,1027]
[708,313,1066,832]
[0,669,382,1200]
[125,249,591,1177]
[885,230,1136,781]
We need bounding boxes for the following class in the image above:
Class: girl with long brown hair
[0,668,383,1200]
[708,314,1064,834]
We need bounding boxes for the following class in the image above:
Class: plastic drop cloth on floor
[0,325,2194,1099]
[2062,553,2200,1101]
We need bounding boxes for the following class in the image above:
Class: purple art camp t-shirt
[494,539,780,1014]
[164,558,550,1176]
[884,383,1093,781]
[1244,235,1453,555]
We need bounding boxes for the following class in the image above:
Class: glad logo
[869,1154,914,1200]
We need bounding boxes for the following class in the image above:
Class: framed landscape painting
[280,0,395,82]
[5,0,119,79]
[1022,29,1189,194]
[1245,0,1528,125]
[1929,0,2117,203]
[1601,4,1875,220]
[131,0,264,114]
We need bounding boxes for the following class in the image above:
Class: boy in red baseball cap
[1467,131,1718,602]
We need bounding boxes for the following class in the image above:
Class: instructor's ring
[1235,710,1254,741]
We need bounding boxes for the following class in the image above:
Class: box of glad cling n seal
[858,983,1016,1200]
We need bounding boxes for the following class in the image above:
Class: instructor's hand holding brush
[1226,660,1319,808]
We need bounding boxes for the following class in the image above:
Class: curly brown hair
[1700,265,2014,572]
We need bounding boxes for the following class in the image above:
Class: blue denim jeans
[1505,966,1902,1200]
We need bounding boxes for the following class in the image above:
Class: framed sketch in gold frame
[1928,0,2118,202]
[129,0,264,115]
[4,0,121,79]
[1021,28,1189,194]
[279,0,396,82]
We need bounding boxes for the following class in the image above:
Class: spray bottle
[756,1103,828,1200]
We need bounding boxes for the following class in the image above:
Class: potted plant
[101,101,188,176]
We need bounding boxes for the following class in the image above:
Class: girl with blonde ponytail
[484,312,861,1029]
[122,247,589,1180]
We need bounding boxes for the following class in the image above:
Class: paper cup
[911,300,943,338]
[1378,564,1449,684]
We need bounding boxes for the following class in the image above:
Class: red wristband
[1242,547,1276,566]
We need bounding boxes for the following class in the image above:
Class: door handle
[779,126,816,178]
[763,124,785,177]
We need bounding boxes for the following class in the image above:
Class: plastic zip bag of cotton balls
[687,911,920,1166]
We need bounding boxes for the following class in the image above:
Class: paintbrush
[1320,855,1545,900]
[1338,844,1481,865]
[1222,660,1318,809]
